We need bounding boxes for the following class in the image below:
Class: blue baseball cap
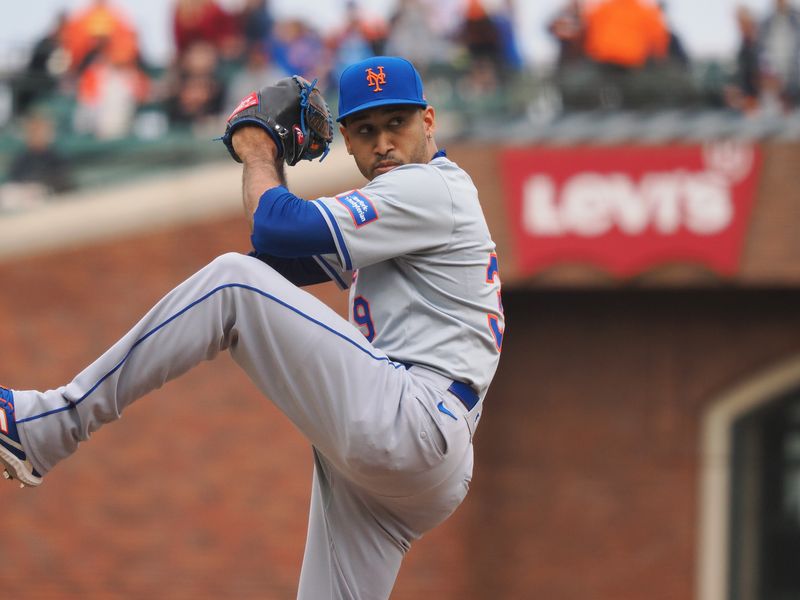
[337,56,427,122]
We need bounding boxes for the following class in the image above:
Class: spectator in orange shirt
[62,0,139,72]
[583,0,669,68]
[73,44,150,140]
[61,0,149,140]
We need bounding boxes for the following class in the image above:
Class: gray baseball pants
[13,252,477,599]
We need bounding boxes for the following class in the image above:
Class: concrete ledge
[0,145,363,260]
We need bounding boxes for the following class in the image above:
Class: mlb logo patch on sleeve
[337,190,378,228]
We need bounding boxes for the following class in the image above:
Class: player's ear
[422,106,436,139]
[339,124,353,155]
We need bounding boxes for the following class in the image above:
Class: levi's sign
[501,144,762,277]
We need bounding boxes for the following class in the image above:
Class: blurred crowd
[9,0,800,137]
[7,0,524,139]
[548,0,800,113]
[4,0,800,204]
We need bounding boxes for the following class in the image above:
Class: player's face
[340,106,436,181]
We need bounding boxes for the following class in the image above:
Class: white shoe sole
[0,442,42,488]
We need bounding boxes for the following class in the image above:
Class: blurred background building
[1,1,800,600]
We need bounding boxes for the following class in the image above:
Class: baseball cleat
[0,386,42,488]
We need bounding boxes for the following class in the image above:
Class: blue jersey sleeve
[251,186,337,258]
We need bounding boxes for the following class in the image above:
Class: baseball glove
[221,76,333,166]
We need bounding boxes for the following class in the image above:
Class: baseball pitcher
[0,56,504,599]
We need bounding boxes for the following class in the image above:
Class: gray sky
[0,0,781,68]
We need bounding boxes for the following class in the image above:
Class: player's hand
[231,126,279,164]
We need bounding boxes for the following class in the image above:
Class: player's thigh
[204,255,422,472]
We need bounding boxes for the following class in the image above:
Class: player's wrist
[232,126,280,163]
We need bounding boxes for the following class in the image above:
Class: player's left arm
[224,75,333,230]
[231,126,337,259]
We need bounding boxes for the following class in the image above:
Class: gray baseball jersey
[312,155,504,395]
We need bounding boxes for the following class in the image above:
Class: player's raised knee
[209,252,252,272]
[207,252,273,281]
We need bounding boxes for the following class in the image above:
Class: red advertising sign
[501,144,762,277]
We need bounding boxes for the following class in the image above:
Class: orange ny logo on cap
[365,66,386,92]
